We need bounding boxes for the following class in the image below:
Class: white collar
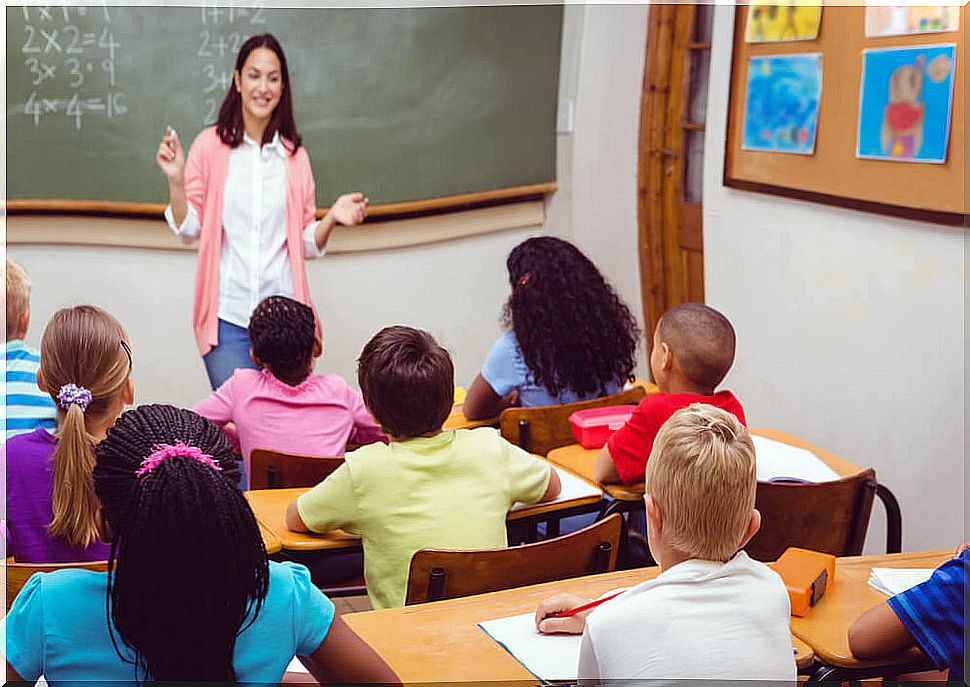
[243,131,286,158]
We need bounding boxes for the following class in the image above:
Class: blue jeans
[202,319,257,391]
[202,319,256,490]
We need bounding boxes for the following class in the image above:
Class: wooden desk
[340,565,812,683]
[442,403,498,431]
[546,428,866,502]
[258,521,282,555]
[790,549,949,678]
[246,460,604,553]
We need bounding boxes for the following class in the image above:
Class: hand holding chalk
[155,126,185,182]
[330,192,370,227]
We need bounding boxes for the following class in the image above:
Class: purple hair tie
[57,383,93,412]
[135,441,223,480]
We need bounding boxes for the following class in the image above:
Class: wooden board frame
[724,6,967,227]
[5,183,556,221]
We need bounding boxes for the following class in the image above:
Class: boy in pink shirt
[194,296,386,482]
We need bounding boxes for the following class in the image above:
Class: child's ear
[36,368,48,393]
[312,336,322,359]
[18,307,30,336]
[739,508,762,549]
[122,378,135,405]
[250,348,262,367]
[659,342,673,371]
[644,494,663,537]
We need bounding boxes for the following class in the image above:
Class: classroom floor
[332,594,372,615]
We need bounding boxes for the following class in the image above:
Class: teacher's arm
[309,193,370,254]
[156,127,202,242]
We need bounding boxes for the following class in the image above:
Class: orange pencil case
[772,547,836,617]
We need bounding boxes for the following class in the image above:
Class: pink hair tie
[135,441,222,480]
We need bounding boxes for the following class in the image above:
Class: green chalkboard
[6,4,561,209]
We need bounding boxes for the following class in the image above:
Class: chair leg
[517,419,532,454]
[873,483,902,554]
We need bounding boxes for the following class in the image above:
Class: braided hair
[502,237,640,398]
[93,404,268,683]
[248,295,316,384]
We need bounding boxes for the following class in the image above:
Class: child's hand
[957,542,969,556]
[330,192,369,226]
[534,594,592,635]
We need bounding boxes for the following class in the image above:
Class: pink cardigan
[184,126,320,356]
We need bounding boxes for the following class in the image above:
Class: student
[194,295,386,482]
[4,258,57,439]
[535,404,796,681]
[848,543,968,681]
[4,306,133,563]
[4,405,401,685]
[594,302,745,485]
[463,236,640,420]
[286,325,562,609]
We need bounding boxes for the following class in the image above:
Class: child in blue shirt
[4,258,56,439]
[4,404,399,685]
[849,544,968,681]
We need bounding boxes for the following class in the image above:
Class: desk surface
[343,564,813,682]
[790,549,950,670]
[546,428,865,502]
[246,459,604,552]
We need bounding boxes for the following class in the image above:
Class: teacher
[156,33,367,390]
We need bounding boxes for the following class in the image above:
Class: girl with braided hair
[4,404,399,685]
[194,295,386,484]
[464,236,641,420]
[4,305,133,563]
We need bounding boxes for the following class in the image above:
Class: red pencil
[548,590,625,618]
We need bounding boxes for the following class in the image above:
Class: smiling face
[233,47,283,129]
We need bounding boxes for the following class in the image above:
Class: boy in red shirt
[594,303,745,485]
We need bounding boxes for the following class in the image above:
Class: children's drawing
[742,54,822,155]
[865,6,959,37]
[745,1,822,43]
[857,45,955,163]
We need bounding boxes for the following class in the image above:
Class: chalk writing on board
[18,2,125,131]
[198,0,267,125]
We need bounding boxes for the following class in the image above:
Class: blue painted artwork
[857,45,956,164]
[742,53,822,155]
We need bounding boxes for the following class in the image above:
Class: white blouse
[165,132,324,329]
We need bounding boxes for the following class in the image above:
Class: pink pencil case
[569,406,634,449]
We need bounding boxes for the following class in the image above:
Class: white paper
[867,568,934,596]
[478,611,581,682]
[511,467,601,511]
[752,435,841,483]
[285,656,309,674]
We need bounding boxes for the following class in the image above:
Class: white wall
[705,6,966,552]
[6,4,650,407]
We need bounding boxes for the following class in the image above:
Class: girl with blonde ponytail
[5,305,133,562]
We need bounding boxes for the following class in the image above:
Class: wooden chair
[499,386,646,456]
[249,448,344,490]
[6,558,109,611]
[745,468,903,561]
[404,513,623,605]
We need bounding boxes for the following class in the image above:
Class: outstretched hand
[330,192,369,226]
[156,126,185,182]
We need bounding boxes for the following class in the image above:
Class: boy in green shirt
[286,326,560,609]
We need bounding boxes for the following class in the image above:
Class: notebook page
[478,611,581,683]
[511,467,601,511]
[752,435,841,483]
[868,568,934,596]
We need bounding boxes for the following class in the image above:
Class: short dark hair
[357,326,454,439]
[657,303,736,392]
[248,296,315,383]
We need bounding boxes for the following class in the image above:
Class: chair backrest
[499,386,646,456]
[249,448,344,490]
[6,558,109,611]
[745,468,878,561]
[405,513,623,605]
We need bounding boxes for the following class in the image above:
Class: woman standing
[156,34,366,390]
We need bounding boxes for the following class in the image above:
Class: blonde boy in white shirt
[535,404,796,682]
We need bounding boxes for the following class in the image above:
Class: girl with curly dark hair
[4,404,399,685]
[464,237,641,420]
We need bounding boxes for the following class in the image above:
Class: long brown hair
[41,305,131,549]
[215,33,302,154]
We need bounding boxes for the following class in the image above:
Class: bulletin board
[724,5,966,226]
